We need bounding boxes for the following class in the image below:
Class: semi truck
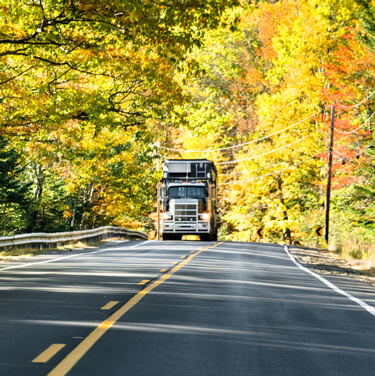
[159,159,218,241]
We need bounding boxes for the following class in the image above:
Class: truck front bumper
[162,221,209,233]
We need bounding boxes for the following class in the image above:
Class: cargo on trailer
[159,159,218,241]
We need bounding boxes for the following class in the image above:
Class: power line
[334,108,375,135]
[216,136,309,165]
[220,152,311,177]
[154,112,320,154]
[337,88,375,109]
[157,94,373,167]
[332,145,369,160]
[218,132,368,187]
[220,151,324,180]
[332,150,347,159]
[156,89,375,156]
[219,154,319,185]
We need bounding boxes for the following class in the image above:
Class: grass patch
[0,237,128,263]
[0,247,47,261]
[0,241,90,262]
[333,237,375,275]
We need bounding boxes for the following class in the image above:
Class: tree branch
[0,64,37,85]
[0,48,28,57]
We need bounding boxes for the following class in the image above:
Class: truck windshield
[168,186,207,199]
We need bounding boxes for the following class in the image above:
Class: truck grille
[175,204,197,222]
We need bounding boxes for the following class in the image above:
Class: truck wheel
[162,234,169,241]
[200,234,210,241]
[212,229,218,241]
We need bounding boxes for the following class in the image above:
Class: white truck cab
[160,160,218,241]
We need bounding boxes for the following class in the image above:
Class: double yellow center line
[47,242,221,376]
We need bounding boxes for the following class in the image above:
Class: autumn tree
[166,0,375,245]
[0,0,238,234]
[0,137,31,235]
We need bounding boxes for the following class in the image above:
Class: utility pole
[157,182,161,240]
[155,141,161,241]
[325,105,335,244]
[156,141,161,171]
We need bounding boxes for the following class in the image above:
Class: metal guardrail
[0,226,148,251]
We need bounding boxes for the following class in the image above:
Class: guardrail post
[0,226,147,251]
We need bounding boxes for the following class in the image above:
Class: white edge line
[284,245,375,318]
[0,240,150,272]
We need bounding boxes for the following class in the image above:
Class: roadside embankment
[289,246,375,287]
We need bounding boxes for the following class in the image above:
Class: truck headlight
[202,213,210,220]
[163,213,172,220]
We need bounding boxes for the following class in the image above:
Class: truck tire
[162,233,169,241]
[200,234,210,241]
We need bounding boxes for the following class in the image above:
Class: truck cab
[160,159,218,241]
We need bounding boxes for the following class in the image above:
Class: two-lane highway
[1,240,375,375]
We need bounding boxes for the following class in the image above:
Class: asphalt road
[1,240,375,376]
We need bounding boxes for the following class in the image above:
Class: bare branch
[32,55,111,77]
[0,48,28,57]
[0,13,76,45]
[0,64,37,85]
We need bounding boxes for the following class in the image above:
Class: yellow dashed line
[138,280,150,285]
[160,269,167,272]
[101,301,119,310]
[47,242,222,376]
[32,344,65,363]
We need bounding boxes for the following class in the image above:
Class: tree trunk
[276,174,288,221]
[26,165,44,233]
[70,197,77,231]
[80,184,94,230]
[276,174,292,244]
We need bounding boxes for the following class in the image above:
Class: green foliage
[161,0,375,248]
[0,137,31,235]
[0,1,236,235]
[2,0,375,249]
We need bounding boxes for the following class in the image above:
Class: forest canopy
[2,0,375,250]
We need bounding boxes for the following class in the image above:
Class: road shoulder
[289,246,375,287]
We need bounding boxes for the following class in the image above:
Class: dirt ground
[288,246,375,287]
